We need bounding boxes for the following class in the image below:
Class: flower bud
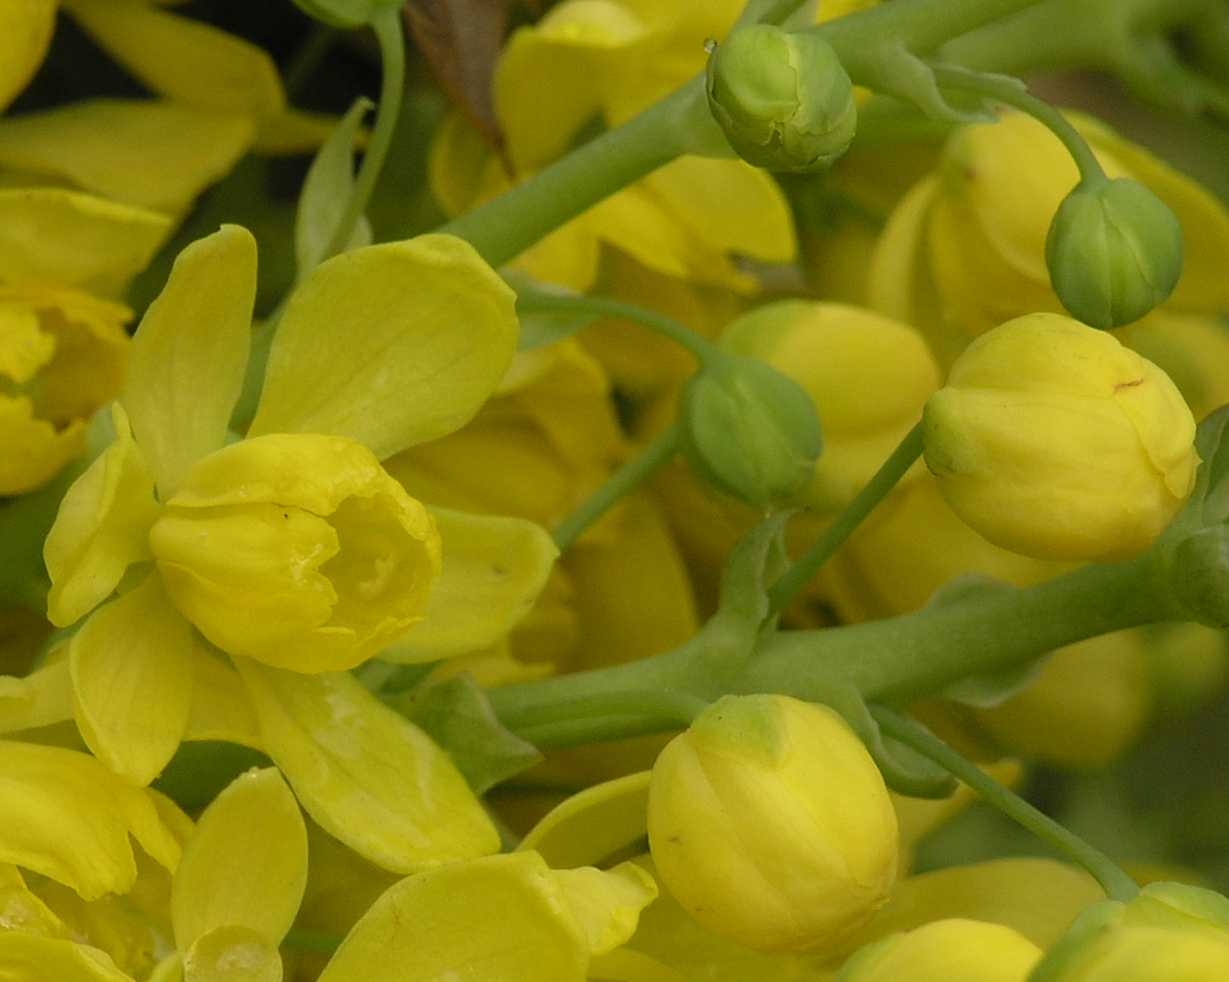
[647,694,898,954]
[839,918,1042,982]
[923,313,1198,561]
[721,301,939,511]
[1034,882,1229,981]
[706,25,857,173]
[149,433,440,672]
[679,353,823,507]
[1168,525,1229,628]
[1046,178,1183,329]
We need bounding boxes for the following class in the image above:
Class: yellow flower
[429,0,795,293]
[1114,310,1229,422]
[35,221,518,860]
[721,300,939,511]
[0,0,56,112]
[837,919,1042,982]
[1033,882,1229,981]
[0,189,170,495]
[869,111,1229,367]
[647,695,898,954]
[923,313,1198,561]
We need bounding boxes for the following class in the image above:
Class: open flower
[40,224,519,802]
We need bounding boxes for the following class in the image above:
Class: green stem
[507,690,706,749]
[928,64,1106,183]
[768,423,923,614]
[284,23,336,97]
[553,425,680,552]
[517,291,719,367]
[438,79,714,269]
[873,707,1139,902]
[489,550,1178,747]
[322,7,405,261]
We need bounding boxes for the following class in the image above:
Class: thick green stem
[553,425,680,552]
[322,7,405,261]
[489,550,1181,747]
[874,707,1139,902]
[438,80,712,269]
[768,423,922,614]
[929,64,1106,183]
[752,553,1174,703]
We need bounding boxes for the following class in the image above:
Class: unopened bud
[706,25,856,173]
[1046,178,1183,329]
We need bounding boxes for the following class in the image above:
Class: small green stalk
[768,423,923,614]
[516,290,721,368]
[928,63,1106,184]
[322,7,405,261]
[873,707,1140,902]
[553,425,680,552]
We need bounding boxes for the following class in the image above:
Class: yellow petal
[0,188,170,298]
[426,112,491,218]
[250,235,518,459]
[252,108,347,156]
[30,876,161,978]
[69,574,196,786]
[519,771,651,870]
[0,658,74,734]
[183,650,262,750]
[644,156,796,263]
[0,1,55,110]
[0,394,85,496]
[0,934,131,982]
[172,768,307,952]
[62,0,285,118]
[0,302,54,383]
[182,925,281,982]
[588,948,687,982]
[0,99,254,215]
[234,659,500,874]
[316,852,588,982]
[551,861,658,957]
[833,858,1104,961]
[866,176,940,327]
[124,224,257,496]
[44,403,161,627]
[566,492,698,670]
[385,507,557,662]
[495,3,650,170]
[0,740,180,901]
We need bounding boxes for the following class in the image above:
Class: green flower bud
[647,695,898,955]
[1046,178,1183,329]
[679,353,823,508]
[706,25,857,173]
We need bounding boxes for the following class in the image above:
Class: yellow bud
[923,313,1198,561]
[150,433,440,673]
[647,695,898,954]
[839,918,1042,982]
[722,301,939,511]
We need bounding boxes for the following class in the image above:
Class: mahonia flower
[0,187,170,495]
[923,313,1198,561]
[33,226,528,886]
[429,0,796,293]
[869,110,1229,367]
[647,695,898,954]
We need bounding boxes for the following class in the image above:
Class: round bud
[923,313,1198,561]
[706,25,857,173]
[839,919,1042,982]
[647,695,898,954]
[1046,178,1183,329]
[679,353,823,507]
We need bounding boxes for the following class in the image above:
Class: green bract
[705,24,857,173]
[679,352,823,508]
[1046,177,1183,329]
